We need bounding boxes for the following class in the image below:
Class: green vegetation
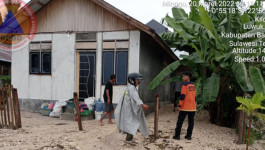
[148,0,265,127]
[236,92,265,149]
[0,76,11,85]
[246,128,263,145]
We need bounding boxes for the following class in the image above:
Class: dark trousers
[175,111,195,137]
[126,133,133,141]
[174,92,181,107]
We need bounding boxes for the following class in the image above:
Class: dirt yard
[0,104,264,150]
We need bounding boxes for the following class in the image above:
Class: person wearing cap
[173,72,196,140]
[114,73,150,142]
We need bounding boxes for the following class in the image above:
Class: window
[29,42,52,74]
[116,51,128,84]
[102,51,114,83]
[30,52,40,73]
[41,52,51,74]
[102,40,129,85]
[76,33,97,42]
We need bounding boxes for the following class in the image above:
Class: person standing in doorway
[99,74,116,126]
[173,72,196,140]
[173,80,182,112]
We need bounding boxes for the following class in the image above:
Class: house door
[78,52,96,100]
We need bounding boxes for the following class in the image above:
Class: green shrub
[245,129,263,145]
[0,76,11,85]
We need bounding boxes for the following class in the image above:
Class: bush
[0,76,11,85]
[245,128,263,145]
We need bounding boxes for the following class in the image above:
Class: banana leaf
[202,73,220,103]
[249,66,265,94]
[161,76,182,85]
[148,61,181,90]
[164,15,194,41]
[230,54,254,92]
[198,6,221,46]
[172,7,188,21]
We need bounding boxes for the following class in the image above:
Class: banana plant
[149,0,265,125]
[249,66,265,94]
[236,93,265,150]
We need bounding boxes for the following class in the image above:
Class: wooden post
[12,88,17,129]
[154,94,159,140]
[237,110,246,144]
[1,86,7,128]
[0,86,3,128]
[73,92,83,131]
[9,85,14,129]
[5,85,10,128]
[13,88,21,128]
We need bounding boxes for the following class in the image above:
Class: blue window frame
[102,50,128,85]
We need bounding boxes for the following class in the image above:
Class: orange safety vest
[178,82,196,111]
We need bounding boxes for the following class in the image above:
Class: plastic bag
[84,97,96,110]
[49,100,67,117]
[41,103,49,109]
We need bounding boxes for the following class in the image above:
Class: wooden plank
[76,52,80,97]
[2,86,7,128]
[9,85,14,129]
[73,92,83,131]
[237,110,246,144]
[12,88,17,129]
[15,89,21,128]
[0,87,3,128]
[116,41,129,49]
[103,41,115,49]
[13,88,21,129]
[75,42,97,49]
[27,0,136,33]
[154,95,159,140]
[5,85,10,128]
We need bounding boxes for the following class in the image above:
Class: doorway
[78,52,96,101]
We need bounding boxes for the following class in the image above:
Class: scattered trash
[49,100,67,118]
[84,97,96,110]
[48,103,54,109]
[40,103,49,109]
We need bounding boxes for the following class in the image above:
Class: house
[11,0,178,112]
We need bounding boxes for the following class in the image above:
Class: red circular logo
[0,0,37,51]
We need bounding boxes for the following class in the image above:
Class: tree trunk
[237,110,246,144]
[246,114,252,150]
[208,102,217,124]
[216,77,226,126]
[216,95,223,126]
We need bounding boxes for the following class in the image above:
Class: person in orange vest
[173,72,196,140]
